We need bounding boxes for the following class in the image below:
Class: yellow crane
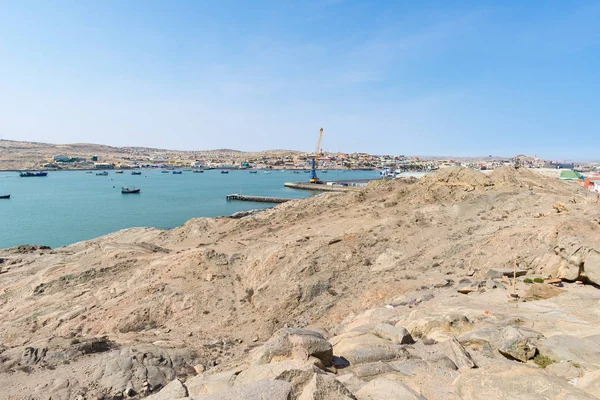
[309,128,324,183]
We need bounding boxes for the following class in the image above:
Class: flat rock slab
[538,335,600,368]
[193,379,292,400]
[577,370,600,398]
[333,333,410,365]
[454,366,596,400]
[355,377,426,400]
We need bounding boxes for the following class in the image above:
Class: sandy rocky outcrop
[1,167,600,399]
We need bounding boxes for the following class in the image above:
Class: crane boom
[315,128,323,155]
[309,128,324,184]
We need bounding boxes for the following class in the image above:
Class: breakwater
[226,194,292,203]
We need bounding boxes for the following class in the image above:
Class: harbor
[0,169,380,248]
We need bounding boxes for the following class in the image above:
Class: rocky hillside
[1,167,600,399]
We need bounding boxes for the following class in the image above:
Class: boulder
[440,337,477,370]
[332,333,411,365]
[557,258,581,281]
[524,283,565,300]
[493,326,541,362]
[92,346,197,395]
[235,359,322,386]
[193,379,293,400]
[404,313,472,338]
[458,327,501,347]
[534,253,562,277]
[457,280,477,294]
[355,378,426,400]
[250,328,333,366]
[372,323,414,345]
[454,365,596,400]
[144,379,187,400]
[583,249,600,285]
[186,369,240,396]
[297,373,357,400]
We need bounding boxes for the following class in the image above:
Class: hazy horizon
[1,1,599,160]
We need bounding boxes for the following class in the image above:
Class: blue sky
[0,1,599,159]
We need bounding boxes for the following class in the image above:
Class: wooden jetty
[226,194,292,204]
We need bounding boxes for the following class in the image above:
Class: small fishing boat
[221,170,229,174]
[264,171,271,174]
[0,194,10,199]
[304,170,311,173]
[115,170,124,174]
[249,171,258,174]
[96,171,109,176]
[121,186,140,194]
[293,171,300,174]
[19,171,48,177]
[131,171,142,175]
[85,171,93,174]
[193,170,204,173]
[322,170,328,173]
[172,170,183,174]
[161,170,170,173]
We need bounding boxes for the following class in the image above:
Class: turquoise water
[0,169,379,248]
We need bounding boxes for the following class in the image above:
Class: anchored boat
[121,186,140,194]
[19,171,48,177]
[96,171,109,176]
[131,171,142,175]
[0,194,10,199]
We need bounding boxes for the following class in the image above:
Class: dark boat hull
[20,172,48,177]
[121,189,140,194]
[0,195,10,199]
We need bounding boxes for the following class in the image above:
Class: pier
[284,182,364,192]
[226,194,292,203]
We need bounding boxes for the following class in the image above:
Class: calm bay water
[0,169,379,248]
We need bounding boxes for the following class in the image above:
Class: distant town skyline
[1,1,599,160]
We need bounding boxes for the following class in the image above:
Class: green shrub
[533,277,545,283]
[533,354,555,368]
[523,278,533,284]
